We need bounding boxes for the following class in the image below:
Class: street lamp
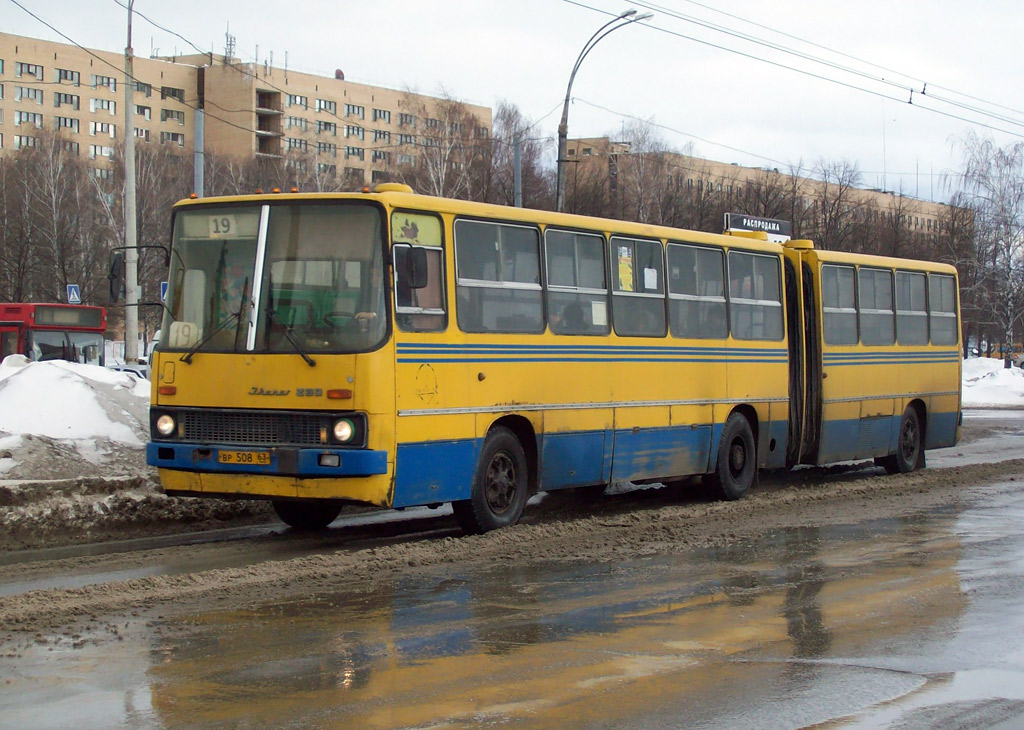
[556,8,652,213]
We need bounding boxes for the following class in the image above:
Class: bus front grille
[182,409,326,447]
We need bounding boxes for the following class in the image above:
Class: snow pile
[0,356,151,479]
[961,357,1024,408]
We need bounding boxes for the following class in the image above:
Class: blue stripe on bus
[397,343,787,356]
[397,356,788,364]
[817,410,959,463]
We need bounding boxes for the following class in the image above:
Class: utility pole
[123,0,139,363]
[513,134,522,207]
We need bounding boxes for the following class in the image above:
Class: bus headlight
[155,414,176,437]
[332,418,355,443]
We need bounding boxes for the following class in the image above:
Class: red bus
[0,303,107,366]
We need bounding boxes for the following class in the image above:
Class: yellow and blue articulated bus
[146,185,961,533]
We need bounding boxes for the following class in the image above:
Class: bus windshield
[162,203,387,355]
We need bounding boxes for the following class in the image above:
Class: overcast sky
[7,0,1024,203]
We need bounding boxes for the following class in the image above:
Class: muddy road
[1,410,1023,729]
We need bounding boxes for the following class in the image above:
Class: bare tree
[810,159,864,251]
[954,132,1024,366]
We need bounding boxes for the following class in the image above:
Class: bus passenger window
[896,271,928,345]
[728,251,783,341]
[455,219,543,334]
[822,264,857,345]
[610,236,666,337]
[545,229,609,336]
[668,243,726,339]
[929,274,958,345]
[858,268,895,346]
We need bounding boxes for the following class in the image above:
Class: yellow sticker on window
[392,212,442,247]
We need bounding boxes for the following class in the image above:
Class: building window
[398,153,416,165]
[344,103,365,119]
[398,113,415,128]
[316,141,337,157]
[373,129,391,143]
[287,137,309,152]
[372,150,390,163]
[57,68,80,86]
[90,121,116,138]
[316,120,337,135]
[91,98,116,115]
[15,62,44,80]
[317,163,337,176]
[15,86,44,104]
[373,108,391,123]
[62,140,79,156]
[136,104,151,120]
[161,108,185,125]
[344,146,364,161]
[54,92,80,110]
[398,133,415,146]
[371,170,390,183]
[135,82,152,97]
[345,125,364,140]
[425,117,441,130]
[160,131,185,147]
[55,116,80,134]
[92,167,114,180]
[134,128,150,141]
[316,98,337,114]
[89,144,114,159]
[91,74,117,91]
[15,111,43,128]
[286,116,308,131]
[15,135,39,150]
[161,86,185,103]
[476,127,489,139]
[287,94,308,109]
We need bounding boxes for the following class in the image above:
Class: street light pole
[555,9,651,213]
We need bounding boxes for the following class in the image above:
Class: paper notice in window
[644,267,658,290]
[592,300,607,326]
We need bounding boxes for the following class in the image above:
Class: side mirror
[109,251,125,303]
[405,247,429,289]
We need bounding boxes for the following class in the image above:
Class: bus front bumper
[146,442,388,477]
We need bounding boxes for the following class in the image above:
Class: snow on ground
[962,357,1024,408]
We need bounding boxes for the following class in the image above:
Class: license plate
[218,449,271,465]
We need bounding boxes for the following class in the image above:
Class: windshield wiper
[180,277,249,364]
[266,304,317,367]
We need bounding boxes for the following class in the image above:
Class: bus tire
[878,406,922,474]
[272,499,342,530]
[452,426,529,535]
[708,413,756,501]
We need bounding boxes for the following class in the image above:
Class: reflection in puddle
[129,510,966,729]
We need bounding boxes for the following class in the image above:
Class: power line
[564,0,1024,139]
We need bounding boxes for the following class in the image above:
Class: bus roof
[172,188,785,255]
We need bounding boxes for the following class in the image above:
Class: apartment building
[0,32,492,185]
[568,137,952,236]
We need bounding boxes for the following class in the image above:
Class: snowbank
[0,356,151,479]
[961,357,1024,408]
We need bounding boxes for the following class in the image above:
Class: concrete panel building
[0,31,492,186]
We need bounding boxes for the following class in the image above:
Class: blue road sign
[67,284,81,304]
[160,281,168,302]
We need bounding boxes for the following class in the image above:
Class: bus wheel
[453,426,529,534]
[272,500,342,530]
[709,413,756,501]
[878,407,922,475]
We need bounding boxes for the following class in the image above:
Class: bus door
[0,324,22,361]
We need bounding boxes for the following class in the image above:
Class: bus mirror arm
[406,248,429,289]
